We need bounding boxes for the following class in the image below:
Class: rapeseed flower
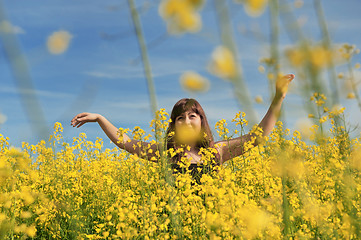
[47,30,72,54]
[180,71,210,92]
[159,0,204,34]
[208,46,237,80]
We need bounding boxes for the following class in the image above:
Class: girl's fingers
[77,122,86,128]
[286,74,295,81]
[71,113,88,125]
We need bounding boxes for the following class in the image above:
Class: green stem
[347,59,361,111]
[314,0,340,106]
[127,0,159,138]
[0,0,50,141]
[213,0,258,126]
[269,0,280,99]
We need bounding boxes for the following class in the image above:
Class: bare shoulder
[214,141,226,165]
[214,140,227,150]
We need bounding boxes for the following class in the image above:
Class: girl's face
[174,110,202,145]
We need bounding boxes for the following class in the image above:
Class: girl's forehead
[180,110,197,115]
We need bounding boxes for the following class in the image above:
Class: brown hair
[163,98,221,166]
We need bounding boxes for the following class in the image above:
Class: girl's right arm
[71,112,160,162]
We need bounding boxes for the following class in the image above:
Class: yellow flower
[180,71,210,92]
[47,30,72,54]
[255,95,263,103]
[309,45,333,69]
[20,211,32,219]
[25,225,37,238]
[258,65,265,73]
[355,63,360,69]
[319,116,327,123]
[285,47,304,67]
[294,0,304,8]
[347,92,355,99]
[295,118,313,139]
[238,0,269,17]
[208,46,237,79]
[159,0,203,34]
[267,72,275,80]
[175,124,201,145]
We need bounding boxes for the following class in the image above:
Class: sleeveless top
[170,162,219,185]
[169,146,221,185]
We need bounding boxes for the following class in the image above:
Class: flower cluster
[0,105,360,239]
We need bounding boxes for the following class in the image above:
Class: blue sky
[1,0,361,149]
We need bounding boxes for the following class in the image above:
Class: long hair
[163,98,221,166]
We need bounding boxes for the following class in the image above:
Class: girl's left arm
[215,74,295,164]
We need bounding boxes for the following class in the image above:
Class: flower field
[1,0,361,239]
[1,101,361,239]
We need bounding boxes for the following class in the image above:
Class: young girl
[70,73,295,184]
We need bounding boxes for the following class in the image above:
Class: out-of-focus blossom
[349,146,361,171]
[208,46,237,80]
[0,113,7,124]
[294,0,304,8]
[175,124,201,145]
[346,92,355,99]
[258,65,265,73]
[255,95,263,103]
[180,71,210,92]
[234,0,269,17]
[284,44,346,69]
[159,0,204,34]
[295,118,313,139]
[47,30,73,54]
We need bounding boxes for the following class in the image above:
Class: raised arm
[215,74,295,164]
[70,113,161,162]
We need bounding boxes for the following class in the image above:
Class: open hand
[71,112,99,128]
[276,73,295,98]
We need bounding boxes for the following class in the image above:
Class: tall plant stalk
[314,0,340,107]
[127,0,159,139]
[0,0,50,141]
[213,0,258,126]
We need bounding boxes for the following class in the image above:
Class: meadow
[1,0,361,239]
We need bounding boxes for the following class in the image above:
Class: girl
[70,73,295,184]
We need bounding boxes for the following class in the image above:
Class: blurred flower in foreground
[47,30,72,54]
[255,95,263,103]
[295,118,313,139]
[175,124,201,145]
[234,0,269,17]
[294,0,304,8]
[159,0,204,34]
[347,92,355,99]
[0,112,7,124]
[284,43,346,69]
[208,46,237,80]
[180,71,210,93]
[349,146,361,171]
